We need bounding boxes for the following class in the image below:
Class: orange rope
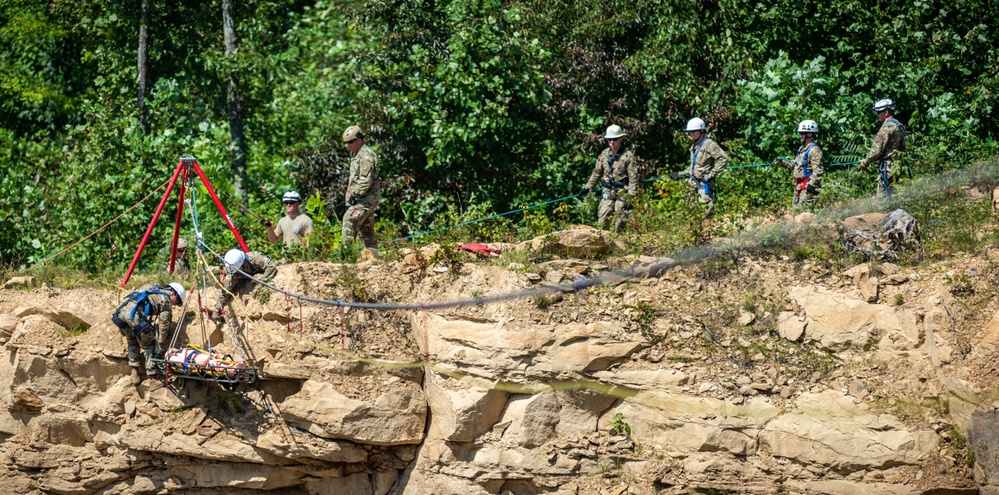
[28,178,171,269]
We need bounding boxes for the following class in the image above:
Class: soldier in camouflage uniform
[775,119,824,211]
[341,125,381,250]
[111,282,186,384]
[167,237,192,275]
[578,125,639,232]
[671,117,729,217]
[208,249,278,321]
[860,98,906,202]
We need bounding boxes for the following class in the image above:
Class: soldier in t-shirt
[262,191,313,247]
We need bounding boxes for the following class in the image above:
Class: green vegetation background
[1,0,997,272]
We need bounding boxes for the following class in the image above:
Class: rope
[198,237,666,313]
[27,178,171,269]
[219,189,268,223]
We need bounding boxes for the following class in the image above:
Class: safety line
[26,178,171,270]
[386,159,862,243]
[198,238,660,311]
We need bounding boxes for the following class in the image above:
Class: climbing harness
[111,287,173,337]
[794,143,818,198]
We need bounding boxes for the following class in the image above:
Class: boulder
[2,276,35,289]
[0,313,19,337]
[555,389,619,437]
[877,309,922,351]
[426,372,508,442]
[777,312,805,342]
[980,312,999,354]
[14,305,91,331]
[256,428,368,463]
[841,213,887,235]
[535,322,644,372]
[497,392,560,448]
[529,228,615,257]
[600,392,781,454]
[414,312,556,374]
[759,391,937,473]
[280,379,427,446]
[788,286,880,351]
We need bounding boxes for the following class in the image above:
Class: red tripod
[119,155,249,288]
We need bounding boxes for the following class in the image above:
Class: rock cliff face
[1,232,997,494]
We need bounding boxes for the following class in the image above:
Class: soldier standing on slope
[578,125,639,232]
[670,118,729,217]
[860,98,906,203]
[341,125,381,253]
[775,119,824,212]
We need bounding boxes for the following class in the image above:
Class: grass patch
[334,267,369,302]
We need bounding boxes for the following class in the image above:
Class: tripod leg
[121,159,185,288]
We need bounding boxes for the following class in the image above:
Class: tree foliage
[1,0,997,271]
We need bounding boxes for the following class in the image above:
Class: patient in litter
[164,345,248,380]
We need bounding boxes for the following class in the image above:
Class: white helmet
[167,282,186,304]
[872,98,895,112]
[797,120,819,133]
[685,117,706,132]
[604,125,627,140]
[282,191,302,203]
[223,249,246,274]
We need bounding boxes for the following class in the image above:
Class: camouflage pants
[115,309,163,375]
[876,160,898,203]
[792,189,819,211]
[596,197,630,233]
[342,203,378,249]
[689,178,717,216]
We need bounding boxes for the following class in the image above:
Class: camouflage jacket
[347,144,381,206]
[688,137,729,180]
[864,118,905,163]
[781,143,824,187]
[585,147,638,197]
[117,284,174,332]
[221,251,278,298]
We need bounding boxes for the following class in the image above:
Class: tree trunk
[137,0,149,133]
[222,0,248,205]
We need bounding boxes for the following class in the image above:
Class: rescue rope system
[122,156,262,389]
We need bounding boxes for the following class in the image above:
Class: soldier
[578,125,639,232]
[775,120,824,212]
[671,117,729,217]
[207,249,278,322]
[263,191,313,247]
[342,125,381,251]
[111,282,186,385]
[859,98,906,202]
[161,237,192,275]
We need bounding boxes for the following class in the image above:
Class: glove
[348,196,358,206]
[701,173,713,182]
[622,200,633,212]
[260,218,272,228]
[578,187,589,197]
[773,158,781,165]
[805,184,816,194]
[669,173,680,180]
[859,158,869,170]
